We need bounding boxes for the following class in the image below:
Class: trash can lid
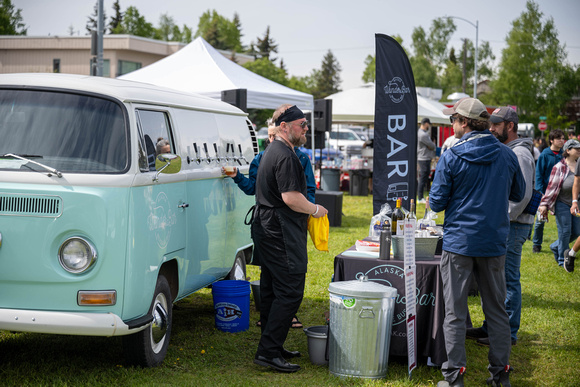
[329,277,397,298]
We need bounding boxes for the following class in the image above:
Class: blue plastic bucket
[212,280,251,333]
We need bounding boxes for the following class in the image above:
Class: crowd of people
[219,98,574,386]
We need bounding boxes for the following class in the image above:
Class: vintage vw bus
[0,73,257,366]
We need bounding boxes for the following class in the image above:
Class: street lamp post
[447,16,478,98]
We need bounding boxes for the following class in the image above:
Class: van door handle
[178,203,189,209]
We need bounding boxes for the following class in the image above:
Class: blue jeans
[550,200,580,265]
[484,222,531,341]
[532,215,544,247]
[417,160,431,200]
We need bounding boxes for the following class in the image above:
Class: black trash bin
[315,190,343,227]
[349,169,370,196]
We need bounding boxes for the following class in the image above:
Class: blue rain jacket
[429,130,526,257]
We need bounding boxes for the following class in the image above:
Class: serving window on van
[0,89,129,173]
[136,109,174,172]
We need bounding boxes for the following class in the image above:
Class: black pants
[254,237,305,358]
[417,159,431,200]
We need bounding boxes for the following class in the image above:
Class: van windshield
[0,89,128,173]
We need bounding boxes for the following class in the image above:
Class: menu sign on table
[403,220,417,376]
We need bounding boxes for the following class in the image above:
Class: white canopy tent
[119,37,313,111]
[326,83,450,125]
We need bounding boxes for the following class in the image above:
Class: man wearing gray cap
[417,117,436,203]
[467,107,535,348]
[430,98,525,387]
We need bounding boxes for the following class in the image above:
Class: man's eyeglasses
[296,121,309,129]
[450,116,458,124]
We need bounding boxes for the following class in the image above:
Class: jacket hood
[450,130,501,165]
[507,137,534,155]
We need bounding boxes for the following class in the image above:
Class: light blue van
[0,73,256,366]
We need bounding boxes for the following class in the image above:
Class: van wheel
[227,253,246,281]
[123,275,172,367]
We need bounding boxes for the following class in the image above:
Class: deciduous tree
[0,0,26,35]
[490,0,574,127]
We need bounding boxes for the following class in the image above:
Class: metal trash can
[328,277,397,379]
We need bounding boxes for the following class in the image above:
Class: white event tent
[326,83,450,125]
[119,37,313,111]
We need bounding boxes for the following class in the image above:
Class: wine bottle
[391,198,405,236]
[407,199,417,221]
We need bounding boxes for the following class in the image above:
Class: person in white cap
[430,98,525,387]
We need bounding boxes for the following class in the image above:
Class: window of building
[53,59,60,73]
[118,60,142,76]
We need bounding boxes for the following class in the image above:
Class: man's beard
[494,127,509,143]
[288,130,306,147]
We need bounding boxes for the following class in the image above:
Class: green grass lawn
[1,194,579,386]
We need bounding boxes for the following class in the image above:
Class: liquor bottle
[391,198,405,236]
[419,197,430,230]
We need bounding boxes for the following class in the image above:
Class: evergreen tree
[313,50,342,99]
[0,0,26,35]
[108,0,122,34]
[86,0,106,34]
[254,26,278,62]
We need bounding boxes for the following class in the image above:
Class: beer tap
[238,144,249,165]
[192,143,201,164]
[203,143,212,164]
[213,143,223,164]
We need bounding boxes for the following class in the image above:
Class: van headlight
[58,237,97,274]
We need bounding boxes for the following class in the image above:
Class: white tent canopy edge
[119,37,313,111]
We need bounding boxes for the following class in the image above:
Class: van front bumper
[0,308,148,337]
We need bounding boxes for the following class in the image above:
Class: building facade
[0,35,252,78]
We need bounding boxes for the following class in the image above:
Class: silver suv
[325,128,365,157]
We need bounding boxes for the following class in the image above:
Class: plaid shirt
[539,159,571,209]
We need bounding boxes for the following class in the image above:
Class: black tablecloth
[334,250,447,365]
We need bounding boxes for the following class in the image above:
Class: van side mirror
[153,153,181,181]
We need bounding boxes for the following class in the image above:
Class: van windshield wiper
[2,153,63,178]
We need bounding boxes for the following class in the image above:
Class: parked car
[325,128,366,157]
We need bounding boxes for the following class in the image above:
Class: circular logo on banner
[384,77,411,103]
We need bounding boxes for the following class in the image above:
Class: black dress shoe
[254,355,300,373]
[466,327,488,340]
[281,348,301,359]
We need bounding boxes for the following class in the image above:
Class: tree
[195,10,242,52]
[362,55,375,84]
[0,0,26,35]
[113,6,155,38]
[156,13,176,41]
[361,35,404,84]
[86,0,106,34]
[108,0,122,34]
[243,57,287,86]
[490,0,574,126]
[312,50,342,99]
[253,26,278,62]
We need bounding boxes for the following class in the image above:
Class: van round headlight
[58,237,97,274]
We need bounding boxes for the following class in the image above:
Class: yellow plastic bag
[308,214,329,252]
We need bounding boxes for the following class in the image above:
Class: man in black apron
[252,104,328,373]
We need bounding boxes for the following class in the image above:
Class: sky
[13,0,580,92]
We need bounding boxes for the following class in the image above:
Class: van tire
[227,253,246,281]
[123,275,172,367]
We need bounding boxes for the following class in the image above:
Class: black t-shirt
[256,139,306,208]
